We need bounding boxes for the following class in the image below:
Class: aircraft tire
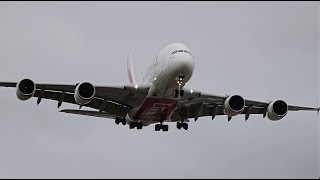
[155,124,161,131]
[137,123,143,129]
[115,118,120,125]
[180,89,184,97]
[177,122,182,130]
[162,125,169,132]
[129,123,135,129]
[182,123,188,130]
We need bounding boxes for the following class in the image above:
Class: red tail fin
[127,52,135,84]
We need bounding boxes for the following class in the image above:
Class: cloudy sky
[0,1,318,178]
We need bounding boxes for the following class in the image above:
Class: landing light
[190,89,193,94]
[135,84,138,89]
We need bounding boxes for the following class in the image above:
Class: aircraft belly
[133,97,177,125]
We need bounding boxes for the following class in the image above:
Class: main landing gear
[116,117,143,129]
[129,122,143,130]
[176,122,188,130]
[155,122,169,132]
[115,117,126,125]
[154,122,188,131]
[174,75,185,98]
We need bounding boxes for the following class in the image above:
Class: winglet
[127,51,136,84]
[317,107,320,116]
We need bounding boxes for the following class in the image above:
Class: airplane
[0,43,318,132]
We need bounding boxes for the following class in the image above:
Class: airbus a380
[0,43,318,131]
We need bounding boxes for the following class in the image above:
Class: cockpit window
[172,50,192,55]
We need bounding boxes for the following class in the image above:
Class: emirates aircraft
[0,43,318,131]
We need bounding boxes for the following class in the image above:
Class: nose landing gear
[174,75,185,98]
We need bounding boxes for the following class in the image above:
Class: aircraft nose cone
[178,54,194,75]
[171,53,194,82]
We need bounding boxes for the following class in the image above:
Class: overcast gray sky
[0,1,318,178]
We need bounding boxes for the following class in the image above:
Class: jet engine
[223,95,245,117]
[267,100,288,121]
[74,82,96,105]
[16,79,36,101]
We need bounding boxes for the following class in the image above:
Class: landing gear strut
[174,75,185,98]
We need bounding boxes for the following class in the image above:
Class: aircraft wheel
[137,123,143,130]
[129,123,135,129]
[180,89,184,97]
[155,124,161,131]
[115,118,120,125]
[176,122,182,130]
[182,123,188,130]
[162,125,169,132]
[174,89,179,98]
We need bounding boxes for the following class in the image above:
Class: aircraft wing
[171,88,320,122]
[0,82,150,118]
[59,109,119,119]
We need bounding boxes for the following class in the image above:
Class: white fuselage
[127,43,195,125]
[142,43,194,96]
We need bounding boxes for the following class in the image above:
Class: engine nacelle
[267,100,288,121]
[16,79,36,101]
[74,82,95,105]
[223,95,245,117]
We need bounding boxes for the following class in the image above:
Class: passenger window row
[172,50,192,55]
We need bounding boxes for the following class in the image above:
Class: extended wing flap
[171,104,266,122]
[0,82,16,87]
[60,109,118,119]
[288,105,320,111]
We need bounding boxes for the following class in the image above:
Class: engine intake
[16,79,36,101]
[223,95,245,117]
[74,82,95,105]
[267,100,288,121]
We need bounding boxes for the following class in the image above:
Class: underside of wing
[33,90,129,117]
[174,88,319,122]
[171,103,266,122]
[60,109,119,119]
[0,79,150,118]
